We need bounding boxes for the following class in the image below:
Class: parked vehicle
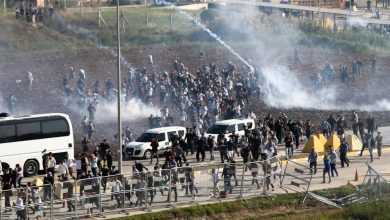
[125,126,186,159]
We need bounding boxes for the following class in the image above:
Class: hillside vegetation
[1,8,389,55]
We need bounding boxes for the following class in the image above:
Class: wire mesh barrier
[280,159,344,208]
[7,157,387,219]
[362,163,390,199]
[281,160,314,196]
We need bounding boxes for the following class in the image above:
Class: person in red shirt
[150,138,159,164]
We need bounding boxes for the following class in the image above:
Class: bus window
[42,119,70,138]
[178,130,185,137]
[247,122,253,129]
[0,124,17,143]
[17,122,41,141]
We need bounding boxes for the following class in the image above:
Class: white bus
[0,113,74,176]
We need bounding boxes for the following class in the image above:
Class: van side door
[237,123,246,137]
[167,131,178,148]
[156,132,166,155]
[225,125,236,140]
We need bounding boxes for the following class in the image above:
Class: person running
[322,154,331,184]
[375,132,383,159]
[307,147,318,175]
[262,154,274,191]
[328,146,339,177]
[249,159,260,189]
[338,139,350,168]
[150,138,159,165]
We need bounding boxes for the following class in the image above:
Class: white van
[204,118,255,141]
[125,126,186,159]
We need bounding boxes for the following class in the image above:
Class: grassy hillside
[1,7,388,55]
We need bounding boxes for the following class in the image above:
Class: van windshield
[136,132,157,142]
[207,125,228,134]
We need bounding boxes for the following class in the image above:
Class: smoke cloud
[346,17,369,28]
[191,6,390,112]
[94,98,160,123]
[258,66,390,111]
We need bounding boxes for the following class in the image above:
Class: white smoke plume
[258,65,338,109]
[94,98,160,123]
[178,10,254,72]
[182,5,390,112]
[346,17,369,28]
[258,66,390,111]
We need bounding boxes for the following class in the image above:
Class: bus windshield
[207,125,228,134]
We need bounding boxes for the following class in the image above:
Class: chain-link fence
[0,157,289,219]
[362,163,390,199]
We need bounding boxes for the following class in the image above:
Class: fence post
[25,187,28,220]
[170,12,173,31]
[239,163,245,200]
[121,175,125,211]
[74,180,78,219]
[263,161,267,196]
[144,173,149,210]
[3,0,6,16]
[168,169,172,206]
[99,177,103,216]
[50,184,54,219]
[0,190,2,220]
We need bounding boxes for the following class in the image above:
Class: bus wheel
[24,160,39,177]
[144,150,152,159]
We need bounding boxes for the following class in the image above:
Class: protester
[308,147,318,175]
[322,154,331,183]
[339,139,350,168]
[328,146,339,178]
[375,132,383,159]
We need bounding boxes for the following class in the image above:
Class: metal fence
[0,157,287,219]
[362,163,390,199]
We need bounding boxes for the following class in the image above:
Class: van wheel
[144,150,152,159]
[24,160,39,177]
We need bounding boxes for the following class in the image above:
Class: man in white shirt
[111,176,123,207]
[47,152,56,176]
[179,110,187,126]
[57,160,68,181]
[65,153,74,179]
[75,155,82,179]
[210,168,219,197]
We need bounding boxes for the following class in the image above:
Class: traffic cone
[354,169,359,181]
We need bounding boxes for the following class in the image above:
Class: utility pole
[80,0,83,18]
[3,0,6,15]
[117,0,123,174]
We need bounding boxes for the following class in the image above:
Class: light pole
[3,0,6,15]
[117,0,123,174]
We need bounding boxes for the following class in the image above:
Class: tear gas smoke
[178,10,254,72]
[258,66,390,111]
[187,7,390,112]
[94,98,160,123]
[346,17,369,28]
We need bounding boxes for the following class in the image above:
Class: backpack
[370,138,376,148]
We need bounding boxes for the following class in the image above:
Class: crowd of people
[309,56,377,88]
